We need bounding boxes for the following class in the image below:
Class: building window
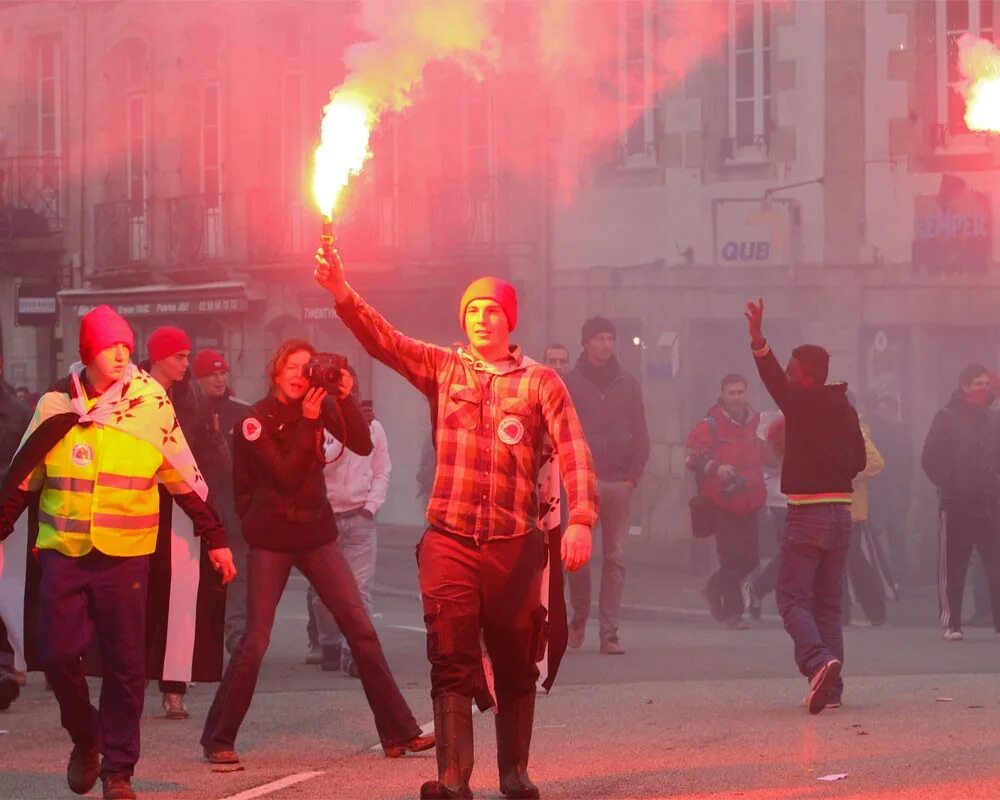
[35,36,63,209]
[201,83,223,256]
[465,82,491,192]
[37,37,62,159]
[936,0,993,141]
[727,0,771,162]
[126,92,147,259]
[619,0,656,168]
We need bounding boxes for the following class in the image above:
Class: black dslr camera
[303,352,348,393]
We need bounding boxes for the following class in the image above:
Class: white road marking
[387,624,427,634]
[217,770,325,800]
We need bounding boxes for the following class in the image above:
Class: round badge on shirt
[242,417,262,442]
[71,443,93,467]
[498,416,525,445]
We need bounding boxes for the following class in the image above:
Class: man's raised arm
[314,244,447,397]
[745,297,791,412]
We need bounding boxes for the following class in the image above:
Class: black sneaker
[806,659,842,715]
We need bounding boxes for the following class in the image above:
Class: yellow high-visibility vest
[27,421,176,558]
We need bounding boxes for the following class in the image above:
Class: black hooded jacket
[922,390,1000,512]
[753,347,866,496]
[234,394,372,552]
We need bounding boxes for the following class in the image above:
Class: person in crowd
[0,357,32,711]
[315,244,596,800]
[192,349,253,654]
[310,365,391,676]
[200,338,433,767]
[921,363,1000,641]
[844,396,888,627]
[14,385,29,404]
[745,298,866,714]
[144,328,230,721]
[685,374,766,629]
[542,344,571,376]
[747,411,787,620]
[0,305,234,800]
[867,395,912,589]
[562,317,649,654]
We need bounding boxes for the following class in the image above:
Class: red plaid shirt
[336,290,598,542]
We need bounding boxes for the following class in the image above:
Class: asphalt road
[3,531,1000,800]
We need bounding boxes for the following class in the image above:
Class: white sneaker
[943,629,964,641]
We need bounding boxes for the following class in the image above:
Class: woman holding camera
[200,339,433,765]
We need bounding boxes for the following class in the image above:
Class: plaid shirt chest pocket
[497,396,538,448]
[444,384,482,430]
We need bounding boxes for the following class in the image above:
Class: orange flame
[311,92,375,219]
[959,33,1000,133]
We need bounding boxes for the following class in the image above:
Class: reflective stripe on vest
[36,419,165,558]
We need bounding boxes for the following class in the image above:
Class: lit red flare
[311,92,375,219]
[958,33,1000,133]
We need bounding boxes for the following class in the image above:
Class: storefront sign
[72,296,247,317]
[714,200,793,266]
[912,184,991,271]
[16,284,58,326]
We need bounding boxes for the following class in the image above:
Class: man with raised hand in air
[745,298,865,714]
[315,245,597,800]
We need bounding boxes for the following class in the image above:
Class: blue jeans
[776,504,851,686]
[37,549,150,778]
[311,513,377,668]
[201,540,421,751]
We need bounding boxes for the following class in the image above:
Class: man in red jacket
[686,373,766,629]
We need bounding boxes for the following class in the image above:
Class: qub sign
[713,199,795,267]
[912,179,991,272]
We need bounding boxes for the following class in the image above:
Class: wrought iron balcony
[246,189,312,261]
[427,178,499,251]
[94,199,149,268]
[0,156,64,243]
[166,194,226,266]
[246,186,399,263]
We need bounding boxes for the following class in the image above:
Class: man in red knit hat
[0,305,234,799]
[315,248,597,800]
[143,327,232,721]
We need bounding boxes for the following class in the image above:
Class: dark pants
[36,549,150,779]
[0,616,16,681]
[566,480,633,642]
[706,509,759,622]
[418,529,546,707]
[844,522,887,624]
[752,506,788,600]
[937,507,1000,632]
[201,541,421,751]
[776,504,851,687]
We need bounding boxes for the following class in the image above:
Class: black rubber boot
[496,692,539,799]
[420,693,474,800]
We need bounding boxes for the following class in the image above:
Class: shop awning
[59,281,250,318]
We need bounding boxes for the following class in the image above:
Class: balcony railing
[96,179,504,270]
[166,194,225,266]
[427,178,499,251]
[0,156,65,242]
[246,189,311,261]
[95,200,149,268]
